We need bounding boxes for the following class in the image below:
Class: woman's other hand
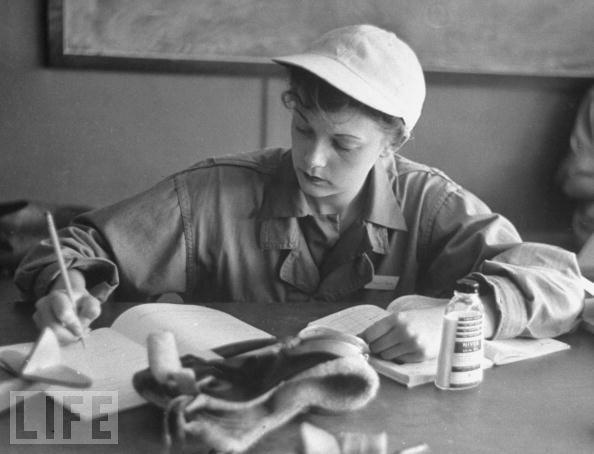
[361,295,447,363]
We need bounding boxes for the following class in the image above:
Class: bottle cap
[454,278,479,294]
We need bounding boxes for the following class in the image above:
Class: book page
[0,329,147,419]
[46,328,148,419]
[307,305,441,387]
[308,305,570,385]
[307,304,390,336]
[370,356,494,388]
[308,305,494,387]
[483,338,570,365]
[369,357,438,387]
[111,303,275,356]
[0,343,49,413]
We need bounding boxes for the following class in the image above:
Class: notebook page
[45,328,148,418]
[308,305,493,387]
[483,338,570,365]
[0,329,148,419]
[307,304,390,336]
[111,303,274,356]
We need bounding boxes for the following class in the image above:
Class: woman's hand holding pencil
[30,213,101,345]
[32,280,100,345]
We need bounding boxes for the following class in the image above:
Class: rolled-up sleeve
[473,243,583,338]
[424,182,584,339]
[15,176,187,303]
[15,223,120,302]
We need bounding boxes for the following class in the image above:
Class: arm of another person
[557,87,594,199]
[364,179,584,363]
[14,176,187,343]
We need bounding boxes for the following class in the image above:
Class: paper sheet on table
[483,338,570,365]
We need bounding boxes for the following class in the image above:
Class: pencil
[45,211,86,348]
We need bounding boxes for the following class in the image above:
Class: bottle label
[448,312,483,388]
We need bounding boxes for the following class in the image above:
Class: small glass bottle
[435,278,484,390]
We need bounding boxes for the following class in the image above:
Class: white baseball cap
[273,24,426,131]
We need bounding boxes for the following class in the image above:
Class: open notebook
[0,303,274,419]
[308,304,570,387]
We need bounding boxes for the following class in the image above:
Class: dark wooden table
[1,279,594,453]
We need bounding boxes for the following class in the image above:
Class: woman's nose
[304,141,328,169]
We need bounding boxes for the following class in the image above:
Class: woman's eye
[295,126,314,136]
[332,140,355,152]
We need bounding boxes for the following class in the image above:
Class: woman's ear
[379,144,395,158]
[391,130,411,152]
[381,135,406,157]
[380,121,410,157]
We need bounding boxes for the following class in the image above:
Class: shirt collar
[259,151,315,219]
[363,157,407,231]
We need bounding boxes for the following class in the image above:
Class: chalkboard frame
[47,0,594,78]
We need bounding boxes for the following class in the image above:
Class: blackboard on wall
[49,0,594,77]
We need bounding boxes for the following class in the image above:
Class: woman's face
[290,106,392,213]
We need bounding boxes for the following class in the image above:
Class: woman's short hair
[281,66,410,149]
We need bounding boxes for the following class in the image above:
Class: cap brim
[273,53,406,122]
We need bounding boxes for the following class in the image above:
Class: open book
[308,304,570,387]
[0,303,274,419]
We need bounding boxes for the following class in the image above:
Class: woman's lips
[300,169,327,184]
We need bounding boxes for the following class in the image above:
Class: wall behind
[1,1,592,247]
[0,0,265,207]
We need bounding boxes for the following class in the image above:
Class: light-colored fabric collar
[259,151,315,219]
[363,157,407,230]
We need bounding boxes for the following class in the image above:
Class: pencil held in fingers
[76,293,101,331]
[45,211,87,347]
[33,292,83,344]
[53,291,84,335]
